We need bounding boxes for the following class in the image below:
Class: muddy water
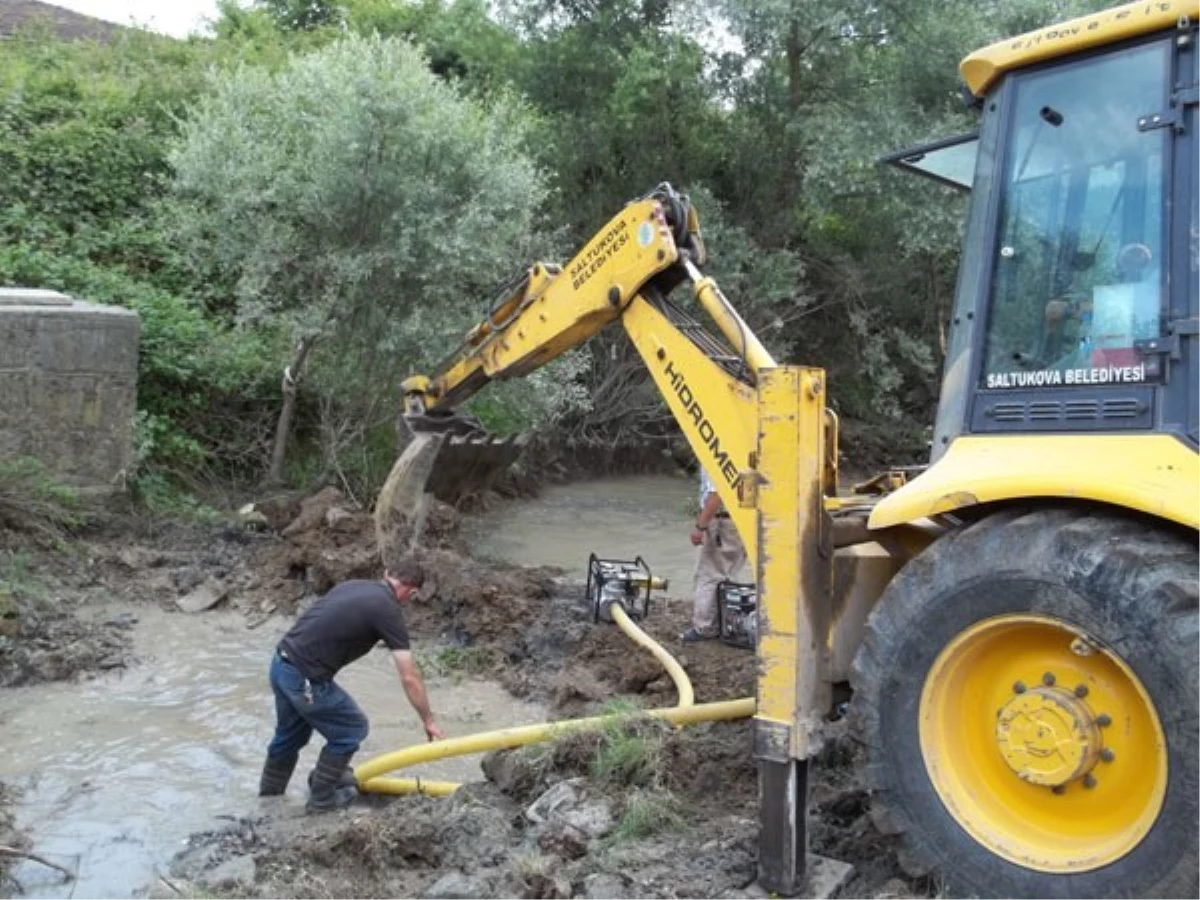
[0,475,701,898]
[465,473,702,603]
[0,605,546,898]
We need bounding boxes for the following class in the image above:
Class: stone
[199,854,256,891]
[526,779,582,824]
[176,579,228,613]
[559,799,614,839]
[725,855,851,899]
[237,504,270,530]
[581,873,629,899]
[422,870,494,899]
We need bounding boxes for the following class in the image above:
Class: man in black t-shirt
[258,557,444,812]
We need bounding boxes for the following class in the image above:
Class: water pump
[585,553,668,623]
[717,580,757,649]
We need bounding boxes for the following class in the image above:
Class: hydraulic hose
[356,697,754,795]
[609,602,694,708]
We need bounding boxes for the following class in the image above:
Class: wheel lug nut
[1083,774,1097,789]
[1013,681,1027,694]
[1096,714,1112,727]
[1100,748,1115,763]
[1051,785,1066,795]
[1042,672,1056,686]
[1074,684,1088,698]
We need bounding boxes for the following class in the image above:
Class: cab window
[981,41,1168,389]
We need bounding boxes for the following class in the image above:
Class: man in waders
[258,557,444,811]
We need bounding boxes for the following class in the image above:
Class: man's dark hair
[386,557,425,587]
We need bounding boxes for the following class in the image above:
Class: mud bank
[0,479,928,899]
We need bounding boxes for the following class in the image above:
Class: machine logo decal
[569,220,629,290]
[637,222,655,247]
[663,358,740,488]
[986,362,1148,389]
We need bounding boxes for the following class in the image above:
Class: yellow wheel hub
[920,614,1167,873]
[996,687,1101,786]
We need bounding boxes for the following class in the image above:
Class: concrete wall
[0,288,139,491]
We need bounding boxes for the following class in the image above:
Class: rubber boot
[258,752,298,797]
[308,766,358,790]
[306,748,357,813]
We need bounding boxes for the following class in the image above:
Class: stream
[0,474,700,899]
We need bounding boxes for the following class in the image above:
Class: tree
[168,34,555,485]
[259,0,343,31]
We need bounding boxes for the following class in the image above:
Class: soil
[0,486,931,900]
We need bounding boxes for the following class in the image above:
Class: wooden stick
[0,844,75,880]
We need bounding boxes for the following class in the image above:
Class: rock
[581,873,629,899]
[524,873,572,898]
[176,579,228,613]
[422,870,494,899]
[237,504,270,530]
[526,778,613,839]
[482,748,539,799]
[103,612,138,629]
[526,779,582,824]
[199,854,256,891]
[559,799,613,838]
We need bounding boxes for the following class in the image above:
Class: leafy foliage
[0,0,1121,499]
[167,33,560,488]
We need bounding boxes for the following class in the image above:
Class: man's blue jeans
[266,651,368,758]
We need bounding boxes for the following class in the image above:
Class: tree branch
[0,845,75,881]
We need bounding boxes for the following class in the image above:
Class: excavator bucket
[374,419,528,563]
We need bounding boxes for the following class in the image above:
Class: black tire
[851,506,1198,898]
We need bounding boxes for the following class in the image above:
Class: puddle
[0,605,545,898]
[464,473,701,602]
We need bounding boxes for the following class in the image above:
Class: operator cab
[886,6,1198,458]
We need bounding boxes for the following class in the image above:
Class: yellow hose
[609,602,694,708]
[356,600,730,796]
[356,698,754,795]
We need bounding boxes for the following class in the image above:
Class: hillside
[0,0,124,40]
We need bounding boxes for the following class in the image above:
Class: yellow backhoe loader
[375,2,1199,895]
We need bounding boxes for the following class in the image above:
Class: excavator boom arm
[404,192,684,415]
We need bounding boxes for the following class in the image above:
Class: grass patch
[590,702,668,790]
[608,788,686,843]
[414,644,495,681]
[130,472,229,525]
[0,550,50,607]
[0,457,89,541]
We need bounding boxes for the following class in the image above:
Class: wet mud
[0,478,927,899]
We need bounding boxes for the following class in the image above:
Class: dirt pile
[171,717,764,899]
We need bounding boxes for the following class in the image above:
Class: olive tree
[169,34,563,486]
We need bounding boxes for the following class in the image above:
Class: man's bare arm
[392,649,444,740]
[691,492,725,545]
